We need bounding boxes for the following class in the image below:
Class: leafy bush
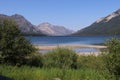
[43,48,78,69]
[0,19,36,65]
[26,54,43,67]
[105,38,120,78]
[77,55,106,70]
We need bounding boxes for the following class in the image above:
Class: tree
[105,38,120,79]
[0,19,36,65]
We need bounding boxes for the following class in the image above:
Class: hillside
[0,14,45,36]
[73,9,120,36]
[0,14,73,36]
[37,22,73,36]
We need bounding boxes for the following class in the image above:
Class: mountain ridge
[1,8,120,36]
[37,22,73,36]
[73,9,120,36]
[0,14,45,36]
[0,14,73,36]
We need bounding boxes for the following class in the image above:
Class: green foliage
[26,54,43,67]
[105,38,120,78]
[43,48,78,69]
[0,65,115,80]
[0,46,116,80]
[0,19,36,65]
[77,55,106,70]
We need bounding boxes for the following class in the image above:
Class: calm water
[26,36,120,45]
[26,36,120,53]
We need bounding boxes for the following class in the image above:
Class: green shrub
[26,54,43,67]
[43,48,78,69]
[0,19,36,66]
[77,55,106,70]
[105,38,120,78]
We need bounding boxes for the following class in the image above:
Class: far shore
[35,44,107,56]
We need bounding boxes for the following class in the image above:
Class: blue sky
[0,0,120,31]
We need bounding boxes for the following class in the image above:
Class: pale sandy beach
[35,44,107,50]
[35,44,107,56]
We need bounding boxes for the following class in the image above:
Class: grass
[0,65,115,80]
[0,47,119,80]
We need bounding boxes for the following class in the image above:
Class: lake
[26,36,120,53]
[26,36,119,45]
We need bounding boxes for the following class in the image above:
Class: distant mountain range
[73,9,120,36]
[1,8,120,36]
[0,14,73,36]
[37,22,73,36]
[11,14,43,35]
[0,14,45,36]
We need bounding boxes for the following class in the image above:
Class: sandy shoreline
[35,44,107,56]
[35,44,107,50]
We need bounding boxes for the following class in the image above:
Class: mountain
[73,9,120,36]
[0,14,45,36]
[37,22,73,36]
[0,14,73,36]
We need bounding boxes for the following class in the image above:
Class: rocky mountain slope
[37,22,73,36]
[0,14,45,36]
[0,14,73,36]
[73,9,120,36]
